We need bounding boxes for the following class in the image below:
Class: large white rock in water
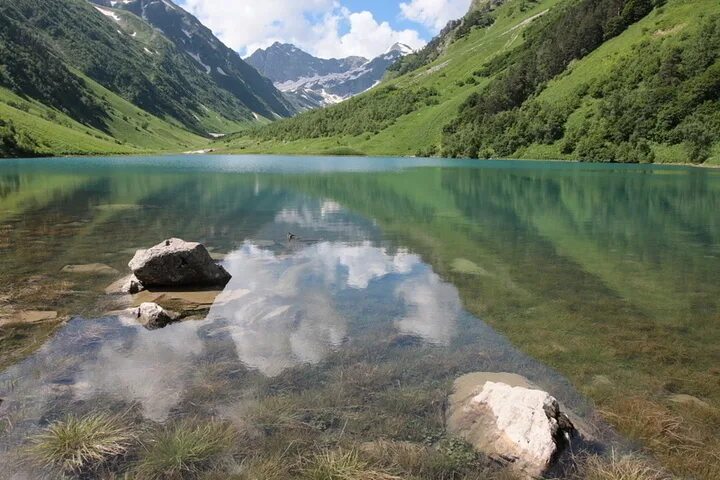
[447,372,576,478]
[129,238,231,288]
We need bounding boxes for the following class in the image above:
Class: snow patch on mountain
[265,42,413,110]
[187,51,211,74]
[388,42,415,55]
[95,5,121,21]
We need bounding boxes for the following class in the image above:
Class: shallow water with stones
[0,155,718,477]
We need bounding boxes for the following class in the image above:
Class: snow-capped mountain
[247,42,415,111]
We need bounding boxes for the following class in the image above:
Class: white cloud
[400,0,473,32]
[312,9,425,59]
[180,0,426,59]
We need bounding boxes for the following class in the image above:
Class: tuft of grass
[598,396,720,477]
[233,454,292,480]
[243,396,308,434]
[577,452,669,480]
[27,412,135,475]
[359,440,444,478]
[134,419,237,479]
[300,449,402,480]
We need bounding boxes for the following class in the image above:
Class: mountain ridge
[247,42,415,110]
[246,42,368,85]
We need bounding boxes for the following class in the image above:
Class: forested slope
[221,0,720,165]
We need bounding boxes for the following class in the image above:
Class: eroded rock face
[131,302,179,330]
[447,372,577,478]
[129,239,231,288]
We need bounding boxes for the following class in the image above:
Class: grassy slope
[106,6,254,135]
[0,89,132,156]
[217,0,562,156]
[517,0,720,164]
[0,78,208,156]
[0,3,257,158]
[220,0,720,164]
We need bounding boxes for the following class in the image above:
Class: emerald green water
[0,156,719,478]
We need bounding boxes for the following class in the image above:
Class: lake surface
[0,155,719,478]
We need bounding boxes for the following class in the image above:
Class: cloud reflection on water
[209,241,457,375]
[395,270,461,346]
[0,241,463,424]
[73,321,204,421]
[208,244,347,377]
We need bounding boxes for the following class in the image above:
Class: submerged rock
[131,302,179,329]
[451,258,490,276]
[133,289,221,314]
[0,310,58,327]
[129,238,231,288]
[131,288,249,317]
[447,372,578,478]
[61,263,119,276]
[105,274,145,295]
[209,251,227,261]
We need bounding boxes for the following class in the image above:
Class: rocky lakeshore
[0,238,663,480]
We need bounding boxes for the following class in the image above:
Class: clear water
[1,155,719,476]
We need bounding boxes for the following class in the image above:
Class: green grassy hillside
[220,0,720,165]
[0,78,207,157]
[0,0,291,157]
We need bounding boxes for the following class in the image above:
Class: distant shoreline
[2,152,719,169]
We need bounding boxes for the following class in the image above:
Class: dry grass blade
[577,451,670,480]
[300,448,403,480]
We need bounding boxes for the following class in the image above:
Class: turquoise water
[0,155,719,477]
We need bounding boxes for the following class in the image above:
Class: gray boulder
[129,238,231,288]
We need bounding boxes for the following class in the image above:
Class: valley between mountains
[1,0,719,164]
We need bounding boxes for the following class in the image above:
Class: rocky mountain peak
[388,42,414,55]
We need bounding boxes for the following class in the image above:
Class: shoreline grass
[134,419,238,479]
[27,413,135,475]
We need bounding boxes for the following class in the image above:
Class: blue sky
[178,0,473,59]
[340,0,435,38]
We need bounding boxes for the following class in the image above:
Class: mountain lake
[0,155,718,479]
